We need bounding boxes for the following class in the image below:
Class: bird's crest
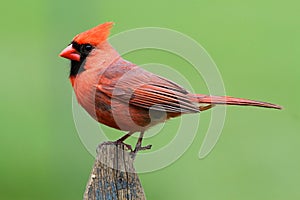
[73,22,114,46]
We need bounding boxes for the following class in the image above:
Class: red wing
[97,67,199,113]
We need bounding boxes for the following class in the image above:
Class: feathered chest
[71,68,101,118]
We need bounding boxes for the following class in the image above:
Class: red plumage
[73,22,113,46]
[59,22,282,153]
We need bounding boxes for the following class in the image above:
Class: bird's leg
[114,132,135,150]
[116,132,133,143]
[101,131,134,151]
[199,104,215,111]
[131,131,152,157]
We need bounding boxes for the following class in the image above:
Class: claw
[130,144,152,159]
[136,144,152,151]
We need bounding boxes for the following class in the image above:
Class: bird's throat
[70,58,87,77]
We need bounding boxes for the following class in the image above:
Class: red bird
[60,22,281,153]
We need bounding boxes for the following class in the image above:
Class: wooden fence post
[83,143,146,200]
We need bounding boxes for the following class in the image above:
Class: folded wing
[97,67,199,113]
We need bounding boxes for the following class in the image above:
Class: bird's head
[59,22,114,77]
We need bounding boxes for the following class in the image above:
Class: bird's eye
[81,44,93,54]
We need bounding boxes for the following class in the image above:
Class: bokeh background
[1,0,299,199]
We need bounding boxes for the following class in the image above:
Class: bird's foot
[130,144,152,159]
[99,140,133,151]
[134,144,152,152]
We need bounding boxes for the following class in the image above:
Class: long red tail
[191,94,282,109]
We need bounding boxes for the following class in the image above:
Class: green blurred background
[1,0,299,199]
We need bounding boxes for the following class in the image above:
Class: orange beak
[59,44,80,61]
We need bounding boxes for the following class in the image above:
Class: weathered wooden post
[83,143,146,200]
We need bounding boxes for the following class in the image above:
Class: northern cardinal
[60,22,281,153]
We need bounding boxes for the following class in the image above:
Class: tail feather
[192,94,282,110]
